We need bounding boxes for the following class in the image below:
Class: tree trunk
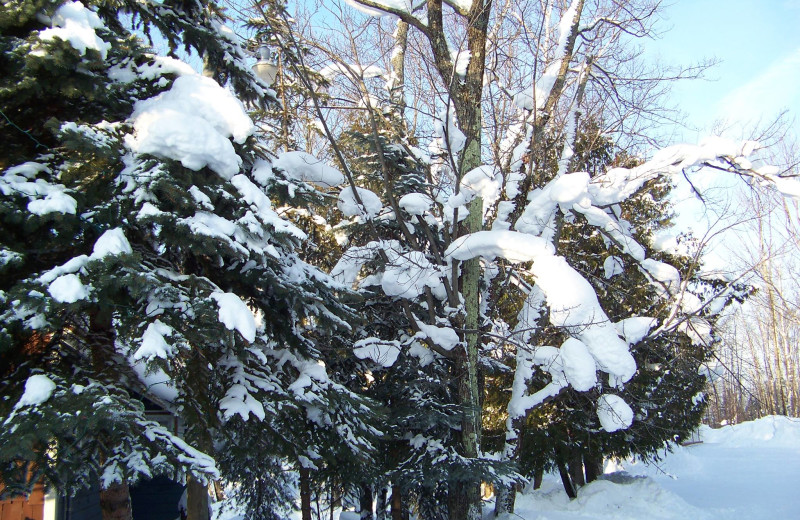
[90,312,132,520]
[493,483,515,517]
[186,475,209,520]
[299,467,312,520]
[533,467,544,491]
[99,482,132,520]
[568,452,585,488]
[556,458,576,499]
[390,484,407,520]
[213,481,224,502]
[360,483,374,520]
[376,486,388,520]
[583,452,603,483]
[448,347,482,520]
[448,480,481,520]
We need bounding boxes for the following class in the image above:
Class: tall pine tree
[1,2,374,520]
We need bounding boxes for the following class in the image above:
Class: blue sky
[642,1,800,270]
[647,0,800,141]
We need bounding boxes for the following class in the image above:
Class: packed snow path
[510,416,800,520]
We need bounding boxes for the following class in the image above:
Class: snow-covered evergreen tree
[0,2,374,519]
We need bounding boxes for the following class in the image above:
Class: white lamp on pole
[252,46,279,86]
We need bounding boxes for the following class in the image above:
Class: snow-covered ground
[220,416,799,520]
[510,415,800,520]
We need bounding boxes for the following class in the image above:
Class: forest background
[1,2,798,520]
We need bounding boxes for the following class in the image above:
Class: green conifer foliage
[1,1,371,513]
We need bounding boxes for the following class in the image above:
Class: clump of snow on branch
[14,374,57,408]
[108,55,196,83]
[1,162,78,216]
[560,338,598,391]
[48,273,89,303]
[273,151,345,188]
[38,1,111,59]
[92,228,133,258]
[230,174,306,239]
[446,230,636,386]
[399,192,433,215]
[433,106,466,156]
[210,292,257,342]
[133,320,174,360]
[603,256,624,278]
[338,186,383,219]
[382,250,443,299]
[220,383,266,421]
[353,338,401,367]
[533,255,636,383]
[445,165,504,221]
[35,229,133,305]
[588,137,763,206]
[126,75,254,179]
[414,320,460,351]
[615,317,657,345]
[597,394,634,432]
[450,49,471,77]
[445,230,554,264]
[319,62,384,81]
[342,0,419,17]
[531,0,581,111]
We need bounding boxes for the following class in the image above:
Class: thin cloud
[715,48,800,125]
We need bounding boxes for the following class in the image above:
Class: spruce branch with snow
[1,2,375,520]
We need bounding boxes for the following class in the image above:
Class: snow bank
[513,476,713,520]
[699,415,800,448]
[618,416,800,520]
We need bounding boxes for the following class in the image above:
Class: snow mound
[699,415,800,448]
[514,475,712,520]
